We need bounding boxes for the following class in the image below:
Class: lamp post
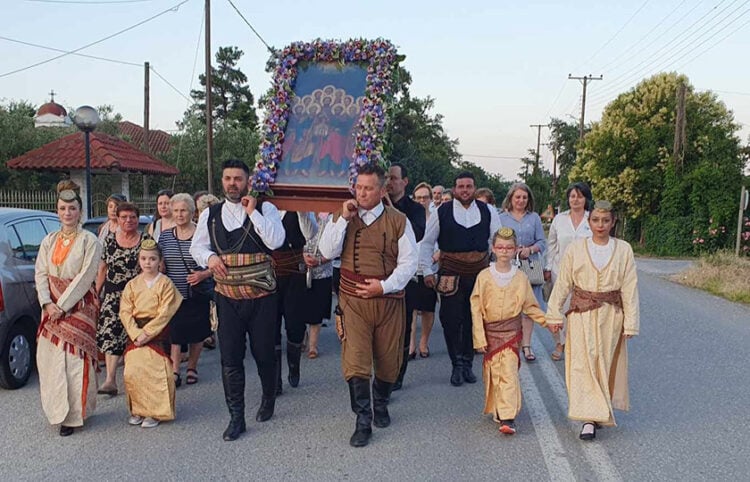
[72,106,100,219]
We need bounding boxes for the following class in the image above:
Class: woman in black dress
[158,193,212,386]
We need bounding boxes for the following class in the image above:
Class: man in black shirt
[386,163,426,390]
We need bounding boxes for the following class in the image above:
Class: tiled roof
[36,102,67,117]
[7,132,179,176]
[117,121,173,154]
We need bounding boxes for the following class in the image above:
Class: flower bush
[251,38,401,193]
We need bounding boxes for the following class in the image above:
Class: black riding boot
[392,348,409,391]
[274,346,283,395]
[347,377,373,447]
[286,341,302,388]
[255,395,275,422]
[462,354,477,384]
[444,329,463,386]
[372,377,394,428]
[221,366,246,441]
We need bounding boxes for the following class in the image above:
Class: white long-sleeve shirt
[545,210,591,281]
[190,200,286,267]
[279,210,318,244]
[418,199,502,275]
[318,202,418,294]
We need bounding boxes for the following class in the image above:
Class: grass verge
[670,251,750,304]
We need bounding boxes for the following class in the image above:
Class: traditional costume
[470,264,546,426]
[546,235,639,427]
[35,227,102,430]
[119,264,183,423]
[190,197,285,441]
[271,211,316,393]
[419,198,502,385]
[319,201,418,447]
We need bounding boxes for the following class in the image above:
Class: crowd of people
[33,159,639,447]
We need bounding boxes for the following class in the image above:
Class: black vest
[437,200,491,252]
[279,211,306,251]
[207,201,271,255]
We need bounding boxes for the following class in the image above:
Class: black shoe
[450,365,463,386]
[372,378,393,429]
[255,396,275,422]
[579,422,597,441]
[462,356,477,384]
[274,347,283,396]
[59,425,74,437]
[348,377,373,447]
[222,418,247,441]
[287,341,302,388]
[392,379,402,391]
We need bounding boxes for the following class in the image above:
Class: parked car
[82,215,152,236]
[0,208,61,389]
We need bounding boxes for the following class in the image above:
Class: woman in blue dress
[498,183,546,362]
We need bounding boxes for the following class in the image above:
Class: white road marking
[531,336,623,482]
[519,363,576,482]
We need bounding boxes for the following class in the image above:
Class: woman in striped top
[158,193,213,386]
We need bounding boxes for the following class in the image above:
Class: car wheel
[0,322,35,389]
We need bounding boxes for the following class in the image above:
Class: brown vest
[339,206,406,279]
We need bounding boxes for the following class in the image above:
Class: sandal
[522,346,536,362]
[551,343,564,361]
[173,372,182,388]
[419,348,430,358]
[186,368,198,385]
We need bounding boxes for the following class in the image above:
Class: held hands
[241,196,257,216]
[134,333,149,347]
[45,303,64,322]
[341,199,359,220]
[303,253,319,267]
[187,269,211,286]
[476,346,487,354]
[547,324,562,334]
[517,246,532,259]
[424,274,437,289]
[354,279,384,298]
[208,254,228,279]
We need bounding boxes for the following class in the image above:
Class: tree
[548,117,582,205]
[191,46,259,129]
[570,72,743,253]
[517,149,553,213]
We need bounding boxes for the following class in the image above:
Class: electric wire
[0,35,142,67]
[25,0,158,4]
[225,0,275,54]
[0,0,190,79]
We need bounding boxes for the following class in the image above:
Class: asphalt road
[1,258,748,481]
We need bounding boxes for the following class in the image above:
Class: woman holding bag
[158,193,212,386]
[498,183,546,362]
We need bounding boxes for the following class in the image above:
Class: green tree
[570,72,743,253]
[548,117,582,205]
[191,46,259,129]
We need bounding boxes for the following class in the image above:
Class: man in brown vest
[319,163,418,447]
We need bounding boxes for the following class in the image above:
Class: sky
[2,0,749,182]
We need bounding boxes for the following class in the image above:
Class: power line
[0,0,189,79]
[713,89,750,96]
[150,67,192,102]
[573,0,652,71]
[225,0,274,54]
[0,35,142,67]
[25,0,158,4]
[672,13,750,70]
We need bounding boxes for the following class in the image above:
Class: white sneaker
[128,415,144,426]
[141,417,160,428]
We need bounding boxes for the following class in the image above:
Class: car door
[5,217,49,315]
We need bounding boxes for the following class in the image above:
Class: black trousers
[438,274,477,365]
[274,274,309,345]
[402,279,419,352]
[216,292,278,397]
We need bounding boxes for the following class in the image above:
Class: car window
[44,218,61,233]
[10,218,48,260]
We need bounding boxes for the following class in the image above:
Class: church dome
[37,101,67,117]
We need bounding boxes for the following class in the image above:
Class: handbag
[435,274,459,296]
[515,252,545,286]
[172,228,215,299]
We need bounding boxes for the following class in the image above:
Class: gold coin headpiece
[140,239,159,251]
[58,190,78,202]
[497,227,516,239]
[592,200,613,212]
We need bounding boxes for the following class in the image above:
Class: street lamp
[72,106,100,219]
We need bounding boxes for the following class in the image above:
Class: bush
[643,215,694,256]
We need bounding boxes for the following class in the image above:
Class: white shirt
[318,202,418,294]
[419,199,503,275]
[546,210,592,279]
[587,238,614,271]
[490,264,517,288]
[279,210,318,243]
[190,200,286,267]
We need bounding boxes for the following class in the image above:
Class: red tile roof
[117,121,173,154]
[7,132,179,176]
[36,102,67,117]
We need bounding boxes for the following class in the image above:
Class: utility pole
[530,123,549,171]
[737,185,748,256]
[205,0,214,194]
[568,74,602,140]
[143,61,150,199]
[673,82,687,171]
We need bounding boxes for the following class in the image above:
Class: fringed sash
[339,268,404,299]
[440,251,490,276]
[123,318,170,360]
[271,249,304,277]
[483,314,523,368]
[37,275,99,365]
[566,286,623,316]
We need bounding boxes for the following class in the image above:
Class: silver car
[0,208,61,389]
